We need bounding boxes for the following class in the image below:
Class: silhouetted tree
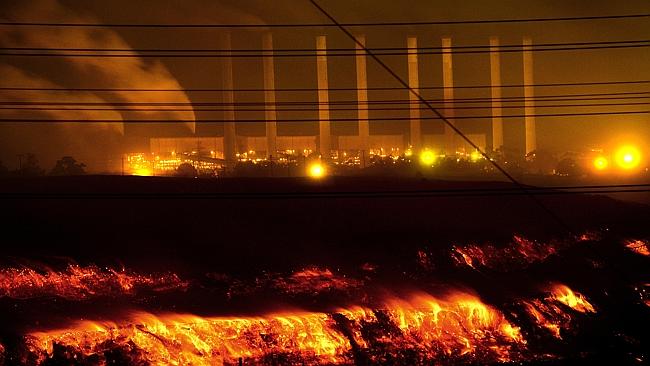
[16,153,44,176]
[556,158,583,177]
[176,163,198,178]
[525,150,558,175]
[50,156,87,176]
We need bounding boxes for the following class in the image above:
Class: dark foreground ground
[0,176,648,365]
[0,175,648,272]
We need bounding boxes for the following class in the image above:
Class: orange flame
[273,266,363,294]
[522,300,565,339]
[451,235,560,270]
[625,239,650,256]
[0,265,187,300]
[25,292,526,365]
[522,284,596,339]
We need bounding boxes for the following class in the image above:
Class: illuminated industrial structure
[523,37,537,155]
[490,37,504,152]
[136,34,549,172]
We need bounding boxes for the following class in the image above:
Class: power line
[1,13,648,28]
[3,44,649,57]
[310,0,629,233]
[4,40,648,53]
[2,92,648,107]
[2,80,648,92]
[2,109,647,123]
[2,101,646,113]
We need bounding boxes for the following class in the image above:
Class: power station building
[146,34,536,166]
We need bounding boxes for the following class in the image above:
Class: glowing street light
[307,162,326,178]
[592,156,608,171]
[419,150,437,166]
[614,145,641,170]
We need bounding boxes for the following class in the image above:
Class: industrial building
[138,34,537,171]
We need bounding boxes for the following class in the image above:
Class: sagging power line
[1,110,648,123]
[3,44,649,57]
[2,80,648,92]
[0,13,648,28]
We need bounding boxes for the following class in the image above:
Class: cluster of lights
[470,151,483,162]
[417,149,483,167]
[126,153,222,176]
[592,145,643,173]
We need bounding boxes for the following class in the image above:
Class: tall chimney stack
[523,36,537,155]
[441,37,455,156]
[222,33,237,167]
[355,35,369,166]
[262,33,277,160]
[316,35,331,159]
[489,36,504,152]
[407,37,421,152]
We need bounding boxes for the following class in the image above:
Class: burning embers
[449,232,604,271]
[0,264,187,300]
[625,239,650,256]
[4,232,645,365]
[548,284,596,313]
[451,235,561,270]
[520,284,596,339]
[210,266,364,298]
[273,266,364,295]
[23,291,527,365]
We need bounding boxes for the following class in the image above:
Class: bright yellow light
[307,163,326,178]
[470,151,482,162]
[419,150,436,165]
[133,168,152,176]
[592,156,608,171]
[614,145,641,170]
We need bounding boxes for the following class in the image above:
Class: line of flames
[21,285,596,366]
[0,264,187,300]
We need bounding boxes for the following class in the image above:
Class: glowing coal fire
[637,283,650,307]
[451,235,560,270]
[548,284,596,313]
[272,266,364,295]
[211,266,364,298]
[450,233,599,270]
[0,264,187,300]
[521,284,596,339]
[625,239,650,256]
[23,292,528,365]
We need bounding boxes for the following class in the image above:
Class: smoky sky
[0,0,648,171]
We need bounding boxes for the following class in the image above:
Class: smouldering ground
[1,233,648,365]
